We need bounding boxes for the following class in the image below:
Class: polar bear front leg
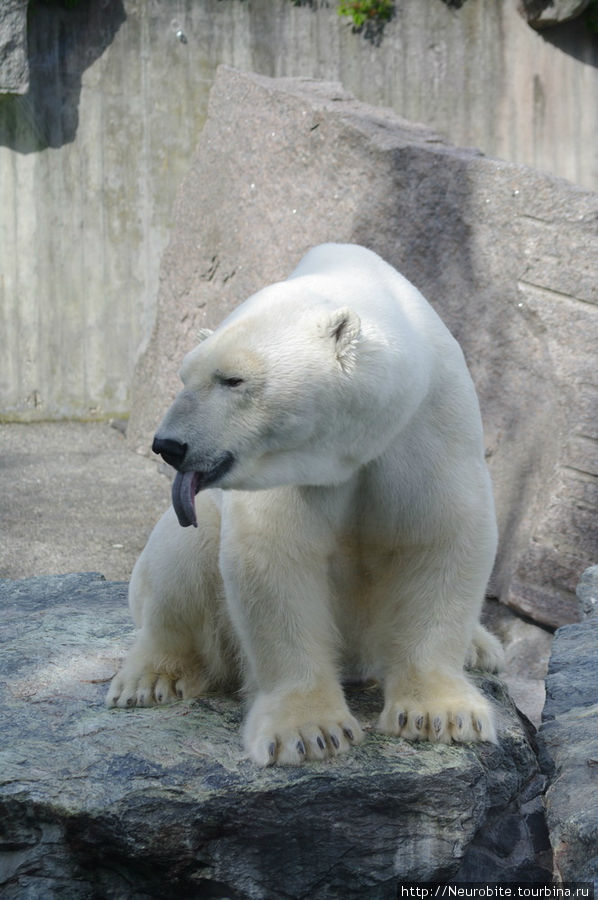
[107,499,238,708]
[220,491,363,766]
[374,550,498,746]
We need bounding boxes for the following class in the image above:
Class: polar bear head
[151,275,406,527]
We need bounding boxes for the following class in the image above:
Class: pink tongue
[172,471,200,528]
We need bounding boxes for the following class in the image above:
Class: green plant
[337,0,394,29]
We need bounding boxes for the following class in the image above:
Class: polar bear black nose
[152,436,188,470]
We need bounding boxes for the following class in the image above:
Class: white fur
[107,244,503,765]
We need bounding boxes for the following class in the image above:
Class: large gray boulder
[538,566,598,887]
[128,67,598,631]
[0,573,550,897]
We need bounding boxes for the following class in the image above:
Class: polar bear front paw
[244,686,364,766]
[377,676,497,745]
[106,666,207,708]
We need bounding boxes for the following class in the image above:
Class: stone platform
[0,574,550,898]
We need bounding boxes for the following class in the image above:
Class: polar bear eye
[218,375,245,388]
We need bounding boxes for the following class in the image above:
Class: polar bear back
[289,243,450,347]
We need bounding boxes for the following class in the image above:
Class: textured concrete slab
[0,422,170,582]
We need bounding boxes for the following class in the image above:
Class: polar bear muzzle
[151,443,235,528]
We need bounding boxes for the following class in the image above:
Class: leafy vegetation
[337,0,394,28]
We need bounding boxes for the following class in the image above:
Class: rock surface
[128,66,598,630]
[538,566,598,887]
[518,0,591,29]
[482,599,553,729]
[0,573,550,898]
[0,0,28,94]
[576,564,598,619]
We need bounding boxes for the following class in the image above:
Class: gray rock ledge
[1,573,550,898]
[538,566,598,887]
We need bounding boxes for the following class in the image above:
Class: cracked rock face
[1,573,549,898]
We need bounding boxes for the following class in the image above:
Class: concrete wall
[1,0,597,420]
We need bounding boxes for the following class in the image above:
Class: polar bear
[107,243,503,765]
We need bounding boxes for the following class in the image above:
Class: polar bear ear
[322,307,361,373]
[196,327,214,344]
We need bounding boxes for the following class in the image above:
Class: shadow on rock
[0,0,126,152]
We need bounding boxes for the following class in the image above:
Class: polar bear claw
[378,669,498,745]
[244,696,364,766]
[379,699,497,745]
[107,659,212,708]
